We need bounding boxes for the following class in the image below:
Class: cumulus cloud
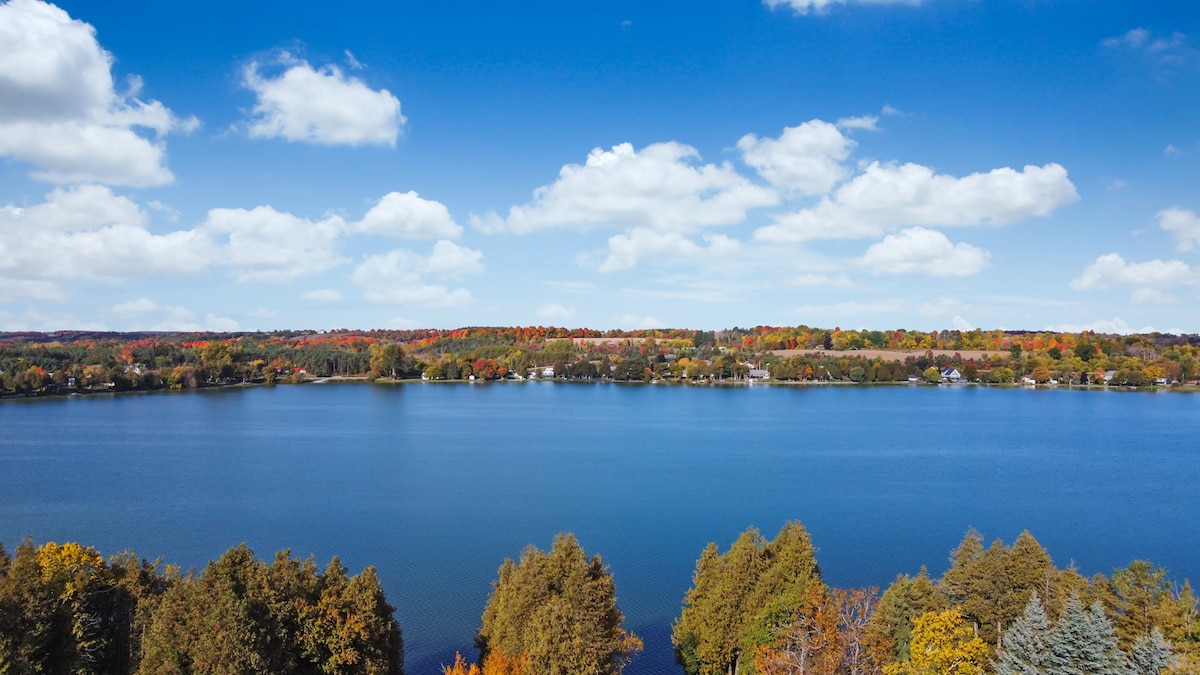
[738,119,854,195]
[200,206,347,282]
[0,0,195,186]
[1158,207,1200,251]
[859,227,989,277]
[242,54,404,146]
[598,229,740,273]
[755,162,1078,242]
[764,0,922,16]
[478,141,777,234]
[537,303,575,320]
[354,190,461,239]
[351,240,482,307]
[1070,253,1194,291]
[0,185,212,285]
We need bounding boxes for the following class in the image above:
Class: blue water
[1,383,1197,674]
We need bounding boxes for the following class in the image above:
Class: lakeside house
[939,367,962,382]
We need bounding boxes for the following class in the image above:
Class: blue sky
[1,0,1198,333]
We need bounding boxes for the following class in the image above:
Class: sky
[1,0,1198,334]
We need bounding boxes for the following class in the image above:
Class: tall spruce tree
[1047,595,1130,675]
[1127,629,1172,675]
[994,593,1052,675]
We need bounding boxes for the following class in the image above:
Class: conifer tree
[477,533,640,675]
[994,593,1052,675]
[1047,595,1130,675]
[1127,629,1172,675]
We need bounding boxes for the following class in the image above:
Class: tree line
[3,325,1198,397]
[3,526,1195,674]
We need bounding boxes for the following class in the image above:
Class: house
[747,368,770,380]
[1103,370,1116,383]
[939,367,962,383]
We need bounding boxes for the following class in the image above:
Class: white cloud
[1103,28,1151,50]
[613,314,665,329]
[245,308,279,318]
[764,0,922,16]
[1070,253,1194,290]
[836,115,879,132]
[301,289,343,302]
[1165,144,1182,156]
[344,49,364,70]
[481,141,777,234]
[755,162,1078,242]
[0,184,144,230]
[242,54,404,147]
[354,190,461,239]
[1158,207,1200,251]
[0,185,213,283]
[537,303,575,320]
[200,206,347,282]
[881,105,904,116]
[1104,28,1187,54]
[112,297,159,314]
[0,0,194,186]
[598,229,740,273]
[859,227,989,277]
[351,240,482,307]
[1130,288,1176,304]
[737,119,853,195]
[790,272,853,288]
[952,315,974,331]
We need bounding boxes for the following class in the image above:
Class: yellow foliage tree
[882,608,988,675]
[443,652,482,675]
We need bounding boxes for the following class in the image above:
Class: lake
[1,382,1197,674]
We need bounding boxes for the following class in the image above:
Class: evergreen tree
[1127,629,1172,675]
[864,568,946,668]
[994,594,1052,675]
[673,522,822,675]
[1047,596,1129,675]
[477,533,641,675]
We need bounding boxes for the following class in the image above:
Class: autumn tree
[865,568,946,669]
[673,522,821,675]
[882,608,988,675]
[476,533,641,675]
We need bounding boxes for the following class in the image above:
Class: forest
[1,526,1195,674]
[2,324,1199,397]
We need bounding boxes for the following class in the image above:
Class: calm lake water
[2,383,1197,673]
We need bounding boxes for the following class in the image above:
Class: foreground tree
[476,533,641,675]
[673,522,822,675]
[883,608,989,675]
